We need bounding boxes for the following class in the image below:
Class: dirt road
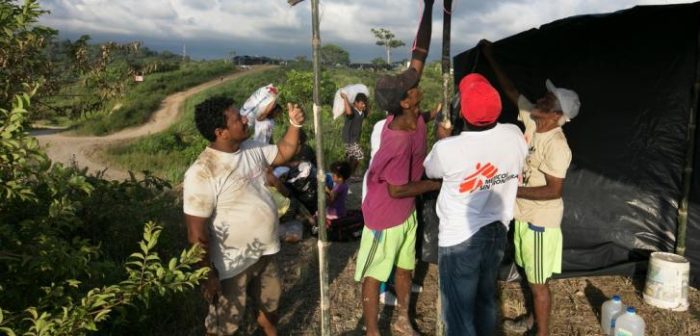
[36,65,274,180]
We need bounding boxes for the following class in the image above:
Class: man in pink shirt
[354,2,441,334]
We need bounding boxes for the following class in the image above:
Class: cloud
[38,0,697,61]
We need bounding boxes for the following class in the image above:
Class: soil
[271,181,700,335]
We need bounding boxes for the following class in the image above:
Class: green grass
[76,61,236,135]
[106,63,446,183]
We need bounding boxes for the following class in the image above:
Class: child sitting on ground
[309,161,363,240]
[325,160,351,220]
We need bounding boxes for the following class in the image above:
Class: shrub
[0,86,208,335]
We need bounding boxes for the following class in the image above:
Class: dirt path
[35,65,275,180]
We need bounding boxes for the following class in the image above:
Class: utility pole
[436,2,453,335]
[182,42,187,62]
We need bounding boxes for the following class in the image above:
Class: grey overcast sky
[39,0,695,62]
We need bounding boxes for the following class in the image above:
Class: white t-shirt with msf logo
[424,123,528,247]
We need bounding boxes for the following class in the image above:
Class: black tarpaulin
[450,2,700,286]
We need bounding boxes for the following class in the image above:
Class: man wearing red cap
[480,40,581,336]
[423,73,528,336]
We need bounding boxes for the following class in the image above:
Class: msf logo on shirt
[459,162,518,193]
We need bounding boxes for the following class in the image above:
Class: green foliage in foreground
[0,0,57,112]
[106,63,445,182]
[0,87,209,335]
[76,61,236,135]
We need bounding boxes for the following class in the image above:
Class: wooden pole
[310,0,331,334]
[676,27,700,256]
[441,0,453,125]
[436,2,452,335]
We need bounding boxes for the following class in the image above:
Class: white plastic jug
[601,295,624,335]
[613,307,645,336]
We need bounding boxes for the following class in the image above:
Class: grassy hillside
[76,61,236,135]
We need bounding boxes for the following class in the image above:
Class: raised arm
[272,103,305,166]
[479,40,520,106]
[409,0,435,78]
[340,92,353,116]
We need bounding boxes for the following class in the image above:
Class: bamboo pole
[435,2,452,335]
[441,0,453,125]
[676,25,700,256]
[310,0,331,334]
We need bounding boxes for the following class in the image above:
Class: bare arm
[266,169,290,197]
[340,92,353,117]
[410,0,435,78]
[186,214,210,263]
[272,103,305,166]
[185,214,219,302]
[388,179,441,198]
[325,186,336,204]
[479,40,520,106]
[436,122,452,140]
[517,173,564,200]
[409,58,427,80]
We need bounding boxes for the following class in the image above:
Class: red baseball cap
[459,73,501,126]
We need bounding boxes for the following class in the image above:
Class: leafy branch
[0,222,208,336]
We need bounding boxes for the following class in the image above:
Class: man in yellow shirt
[480,40,581,336]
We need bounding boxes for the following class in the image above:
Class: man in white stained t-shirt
[481,40,581,336]
[183,96,305,336]
[423,73,527,336]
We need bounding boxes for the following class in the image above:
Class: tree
[320,44,350,67]
[0,0,57,109]
[279,69,336,106]
[0,2,208,334]
[371,57,387,65]
[371,28,405,64]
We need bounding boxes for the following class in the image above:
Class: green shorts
[514,220,562,284]
[354,212,417,282]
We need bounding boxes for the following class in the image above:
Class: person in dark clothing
[292,129,316,165]
[340,92,369,177]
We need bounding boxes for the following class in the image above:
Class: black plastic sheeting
[430,3,700,287]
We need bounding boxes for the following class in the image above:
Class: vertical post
[310,0,331,334]
[676,27,700,256]
[436,2,452,335]
[441,0,453,125]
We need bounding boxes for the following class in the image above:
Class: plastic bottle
[601,295,624,335]
[613,307,645,336]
